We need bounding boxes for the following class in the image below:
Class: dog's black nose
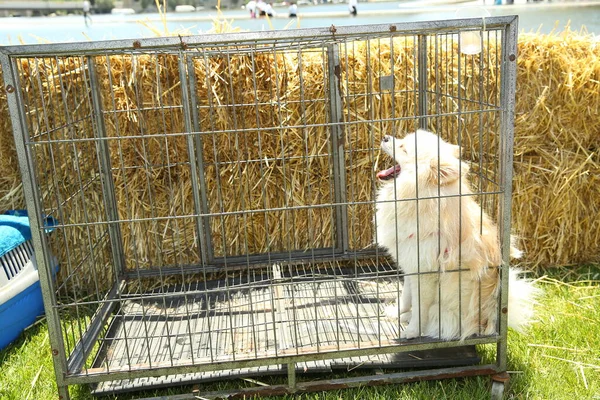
[382,135,390,143]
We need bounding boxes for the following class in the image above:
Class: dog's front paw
[400,311,412,326]
[400,324,420,339]
[383,303,399,319]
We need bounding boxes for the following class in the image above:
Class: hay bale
[514,148,600,266]
[515,31,600,154]
[511,30,600,266]
[0,28,599,282]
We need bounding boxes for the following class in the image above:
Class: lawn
[1,267,598,400]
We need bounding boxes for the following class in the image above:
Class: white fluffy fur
[375,129,538,340]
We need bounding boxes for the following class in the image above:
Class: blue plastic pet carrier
[0,212,57,350]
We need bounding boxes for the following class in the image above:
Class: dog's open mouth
[376,165,401,181]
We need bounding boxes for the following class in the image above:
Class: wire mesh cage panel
[1,17,518,399]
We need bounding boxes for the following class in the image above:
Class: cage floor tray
[92,267,480,395]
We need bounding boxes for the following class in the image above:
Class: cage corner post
[497,14,519,378]
[287,362,297,392]
[0,51,71,400]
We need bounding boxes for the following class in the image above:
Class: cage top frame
[0,16,518,57]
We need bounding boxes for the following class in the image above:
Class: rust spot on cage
[178,35,189,50]
[390,25,397,32]
[132,40,142,49]
[5,85,15,93]
[501,307,508,314]
[227,386,290,398]
[492,371,510,383]
[509,54,516,62]
[329,25,337,34]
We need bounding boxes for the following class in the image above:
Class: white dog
[375,129,537,340]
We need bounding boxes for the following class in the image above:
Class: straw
[0,27,598,293]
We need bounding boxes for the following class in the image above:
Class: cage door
[182,44,351,267]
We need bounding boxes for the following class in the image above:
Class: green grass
[1,266,599,400]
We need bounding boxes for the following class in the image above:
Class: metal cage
[1,16,518,399]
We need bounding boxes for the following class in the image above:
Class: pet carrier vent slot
[1,241,35,283]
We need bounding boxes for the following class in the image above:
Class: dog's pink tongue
[376,165,401,180]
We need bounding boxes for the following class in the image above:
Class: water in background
[0,1,599,45]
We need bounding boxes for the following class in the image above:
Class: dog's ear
[429,158,460,186]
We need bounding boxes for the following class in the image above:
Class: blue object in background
[0,211,58,351]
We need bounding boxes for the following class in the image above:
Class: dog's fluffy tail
[507,268,540,332]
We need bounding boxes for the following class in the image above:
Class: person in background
[264,2,275,17]
[289,2,297,17]
[257,0,267,17]
[83,0,92,26]
[348,0,357,16]
[247,0,257,18]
